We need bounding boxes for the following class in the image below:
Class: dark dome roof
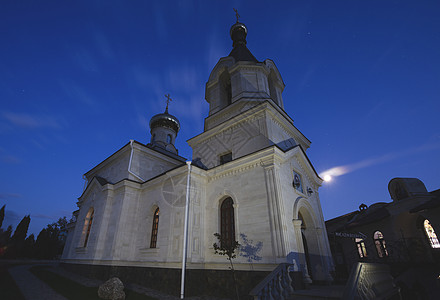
[149,112,180,133]
[228,21,258,63]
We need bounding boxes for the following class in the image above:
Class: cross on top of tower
[165,93,172,113]
[233,8,240,23]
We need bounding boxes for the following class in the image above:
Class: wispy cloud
[0,154,21,164]
[320,141,440,179]
[0,147,21,164]
[58,79,97,107]
[153,2,167,40]
[2,209,21,228]
[73,47,99,73]
[2,111,63,130]
[206,32,226,71]
[166,65,199,92]
[296,62,319,91]
[93,30,115,59]
[31,213,58,220]
[0,193,22,200]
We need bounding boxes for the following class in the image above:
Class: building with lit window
[62,17,334,296]
[326,177,440,298]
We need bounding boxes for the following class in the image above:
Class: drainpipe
[181,161,192,299]
[128,139,145,182]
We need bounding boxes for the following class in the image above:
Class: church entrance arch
[293,197,322,282]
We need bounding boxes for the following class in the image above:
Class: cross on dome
[165,93,172,113]
[233,8,240,23]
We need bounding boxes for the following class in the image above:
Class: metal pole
[180,161,192,299]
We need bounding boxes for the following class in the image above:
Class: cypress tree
[0,205,5,228]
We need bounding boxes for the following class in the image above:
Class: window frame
[219,152,232,165]
[355,238,368,258]
[82,208,94,247]
[423,219,440,249]
[220,197,235,249]
[150,208,160,248]
[293,170,304,194]
[373,231,388,258]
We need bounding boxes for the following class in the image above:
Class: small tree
[213,233,241,300]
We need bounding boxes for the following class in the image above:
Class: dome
[230,22,248,47]
[149,111,180,133]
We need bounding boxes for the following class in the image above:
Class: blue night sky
[1,1,439,237]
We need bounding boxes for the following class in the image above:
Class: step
[290,285,345,300]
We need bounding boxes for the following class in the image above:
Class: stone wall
[62,263,269,299]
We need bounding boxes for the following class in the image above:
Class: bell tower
[188,17,310,168]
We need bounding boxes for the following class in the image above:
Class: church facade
[62,18,334,284]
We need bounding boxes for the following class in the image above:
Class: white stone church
[62,18,334,285]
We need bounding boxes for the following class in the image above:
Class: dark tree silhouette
[35,217,68,259]
[0,225,13,257]
[23,234,35,258]
[7,215,31,258]
[0,205,5,228]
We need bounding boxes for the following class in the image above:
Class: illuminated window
[82,208,94,247]
[374,231,388,258]
[150,208,160,248]
[220,197,235,248]
[355,238,367,258]
[424,219,440,249]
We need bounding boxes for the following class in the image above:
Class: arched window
[166,134,172,144]
[373,231,388,258]
[150,208,160,248]
[82,208,94,247]
[219,71,232,108]
[355,238,367,258]
[220,197,235,248]
[424,219,440,248]
[268,70,279,105]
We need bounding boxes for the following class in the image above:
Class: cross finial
[233,8,240,23]
[165,94,172,113]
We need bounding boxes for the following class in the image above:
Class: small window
[150,208,160,248]
[424,219,440,249]
[220,152,232,165]
[167,134,172,144]
[374,231,388,258]
[293,171,303,193]
[82,208,94,247]
[152,134,156,143]
[355,238,367,258]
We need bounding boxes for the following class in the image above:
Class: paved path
[8,264,67,300]
[7,261,230,300]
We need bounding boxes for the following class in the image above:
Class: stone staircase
[290,284,345,300]
[249,262,400,300]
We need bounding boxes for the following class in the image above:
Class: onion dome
[230,22,248,47]
[149,109,180,134]
[228,18,258,63]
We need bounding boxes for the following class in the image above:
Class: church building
[62,16,334,291]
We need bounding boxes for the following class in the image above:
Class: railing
[249,263,294,300]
